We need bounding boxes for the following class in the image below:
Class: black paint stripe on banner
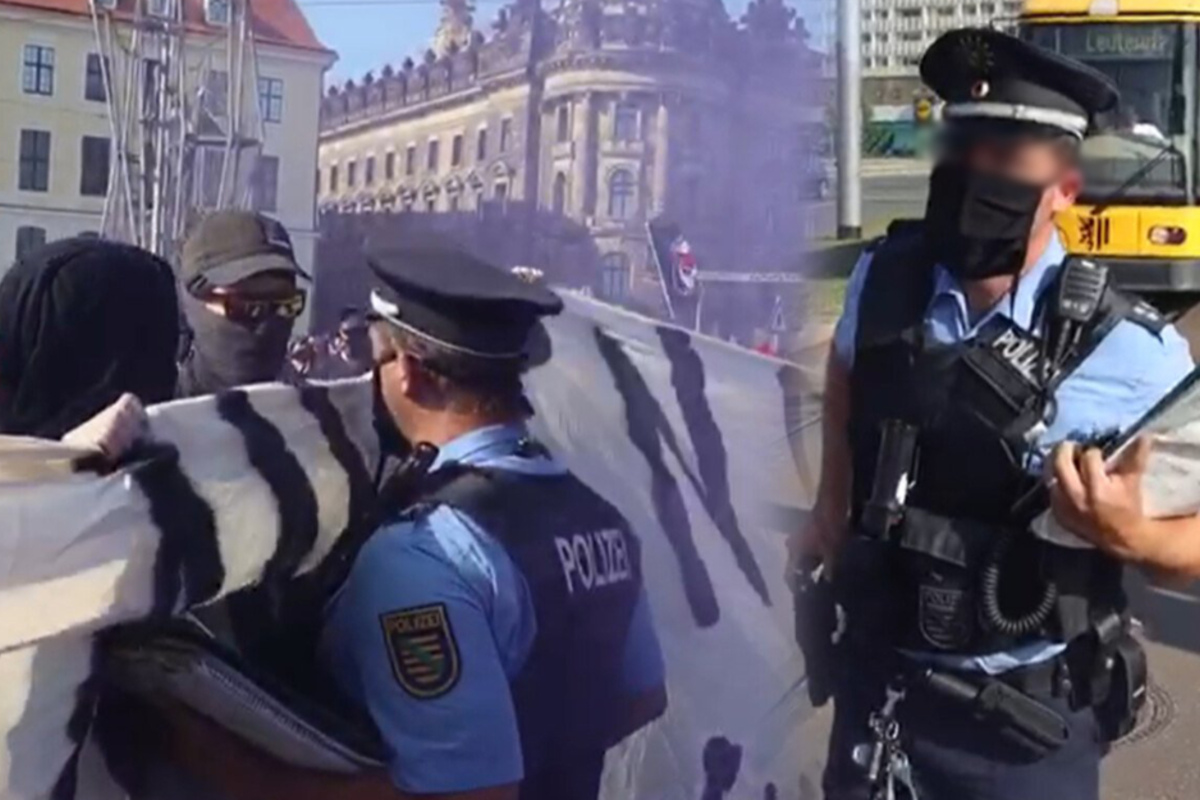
[594,327,720,628]
[128,442,224,615]
[658,326,771,606]
[298,385,376,533]
[216,391,321,590]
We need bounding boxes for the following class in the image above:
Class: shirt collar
[931,233,1067,332]
[431,422,530,469]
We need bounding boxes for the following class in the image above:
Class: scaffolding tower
[87,0,265,261]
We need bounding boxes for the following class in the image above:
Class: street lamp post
[836,0,863,240]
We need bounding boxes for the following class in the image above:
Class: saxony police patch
[380,603,461,699]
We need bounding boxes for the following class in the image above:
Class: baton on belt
[916,668,1071,756]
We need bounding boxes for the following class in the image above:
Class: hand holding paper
[1048,437,1160,561]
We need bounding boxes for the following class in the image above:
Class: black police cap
[920,28,1119,139]
[367,246,563,363]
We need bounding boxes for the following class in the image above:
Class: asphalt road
[792,167,1200,800]
[808,174,929,238]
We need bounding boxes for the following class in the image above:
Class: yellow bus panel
[1023,0,1200,17]
[1057,205,1200,258]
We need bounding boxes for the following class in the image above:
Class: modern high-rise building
[862,0,1022,76]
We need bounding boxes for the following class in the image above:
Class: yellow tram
[1020,0,1200,311]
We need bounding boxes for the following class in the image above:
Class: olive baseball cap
[181,210,310,295]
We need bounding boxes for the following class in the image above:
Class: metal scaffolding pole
[836,0,863,240]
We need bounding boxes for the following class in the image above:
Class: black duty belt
[986,655,1072,699]
[904,657,1073,758]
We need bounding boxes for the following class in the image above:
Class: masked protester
[0,237,178,439]
[788,29,1193,800]
[0,237,179,800]
[159,245,667,800]
[177,211,310,396]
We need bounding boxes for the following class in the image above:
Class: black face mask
[179,294,294,396]
[924,162,1046,281]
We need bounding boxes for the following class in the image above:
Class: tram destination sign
[1059,24,1175,60]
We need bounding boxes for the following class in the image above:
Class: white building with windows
[861,0,1022,76]
[0,0,334,272]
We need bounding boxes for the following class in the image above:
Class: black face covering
[178,294,294,396]
[0,238,179,438]
[924,161,1046,281]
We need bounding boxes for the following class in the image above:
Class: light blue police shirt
[320,423,666,793]
[832,234,1194,673]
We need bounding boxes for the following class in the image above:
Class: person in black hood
[0,236,179,439]
[177,210,310,396]
[0,234,185,800]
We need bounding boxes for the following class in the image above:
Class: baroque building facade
[314,0,820,335]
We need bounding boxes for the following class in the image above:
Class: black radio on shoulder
[1055,257,1109,324]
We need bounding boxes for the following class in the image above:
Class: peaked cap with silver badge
[920,28,1120,139]
[367,245,562,367]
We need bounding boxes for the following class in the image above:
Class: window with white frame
[552,172,567,214]
[253,155,280,212]
[85,54,108,102]
[258,77,284,123]
[204,0,230,24]
[19,130,51,192]
[15,227,46,260]
[22,45,54,96]
[147,0,173,18]
[607,168,636,219]
[613,101,639,141]
[600,253,629,300]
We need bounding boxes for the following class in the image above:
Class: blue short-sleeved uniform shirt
[833,234,1194,673]
[320,423,665,794]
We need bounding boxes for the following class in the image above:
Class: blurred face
[925,129,1082,281]
[962,136,1081,235]
[371,322,419,438]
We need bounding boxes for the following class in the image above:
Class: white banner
[0,292,816,800]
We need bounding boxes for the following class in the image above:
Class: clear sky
[301,0,807,85]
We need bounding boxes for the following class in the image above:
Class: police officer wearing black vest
[791,29,1194,800]
[157,246,667,800]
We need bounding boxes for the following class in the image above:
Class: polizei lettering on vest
[992,328,1041,385]
[554,528,633,594]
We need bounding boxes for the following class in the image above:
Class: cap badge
[970,80,991,100]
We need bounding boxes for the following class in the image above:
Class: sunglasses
[210,291,307,323]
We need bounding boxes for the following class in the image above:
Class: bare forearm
[1136,515,1200,579]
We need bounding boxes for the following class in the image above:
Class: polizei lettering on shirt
[555,528,633,594]
[991,327,1041,385]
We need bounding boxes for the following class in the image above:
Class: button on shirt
[833,234,1194,673]
[320,423,665,793]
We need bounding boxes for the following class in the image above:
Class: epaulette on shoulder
[1106,289,1167,336]
[886,218,926,240]
[863,219,925,258]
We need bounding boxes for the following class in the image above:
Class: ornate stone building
[315,0,820,334]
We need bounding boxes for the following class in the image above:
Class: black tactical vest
[411,463,644,800]
[843,224,1157,656]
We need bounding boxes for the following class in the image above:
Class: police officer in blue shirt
[790,28,1194,800]
[158,247,667,800]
